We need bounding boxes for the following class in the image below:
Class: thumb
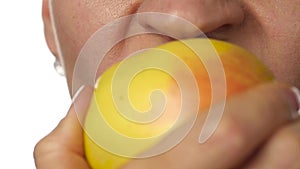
[34,86,93,169]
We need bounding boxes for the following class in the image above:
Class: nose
[136,0,244,39]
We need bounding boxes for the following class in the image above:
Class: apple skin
[83,39,274,169]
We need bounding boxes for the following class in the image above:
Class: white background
[0,1,70,168]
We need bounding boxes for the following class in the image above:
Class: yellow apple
[83,39,274,169]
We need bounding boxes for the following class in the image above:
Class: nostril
[134,0,245,41]
[137,13,206,39]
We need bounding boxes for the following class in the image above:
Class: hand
[34,83,300,169]
[122,83,300,169]
[34,86,93,169]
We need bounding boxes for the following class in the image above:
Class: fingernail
[289,87,300,119]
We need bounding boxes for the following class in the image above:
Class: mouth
[95,32,228,78]
[73,14,236,95]
[73,32,233,97]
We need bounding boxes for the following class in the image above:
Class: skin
[35,0,300,168]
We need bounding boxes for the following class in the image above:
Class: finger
[122,83,299,169]
[241,118,300,169]
[194,83,299,169]
[34,86,93,169]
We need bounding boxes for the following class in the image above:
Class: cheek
[52,0,142,48]
[51,0,141,89]
[261,9,300,86]
[242,0,300,86]
[264,37,300,87]
[52,0,112,53]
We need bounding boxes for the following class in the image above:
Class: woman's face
[44,0,300,94]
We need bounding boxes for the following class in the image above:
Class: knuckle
[33,139,48,159]
[33,137,59,160]
[250,84,292,121]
